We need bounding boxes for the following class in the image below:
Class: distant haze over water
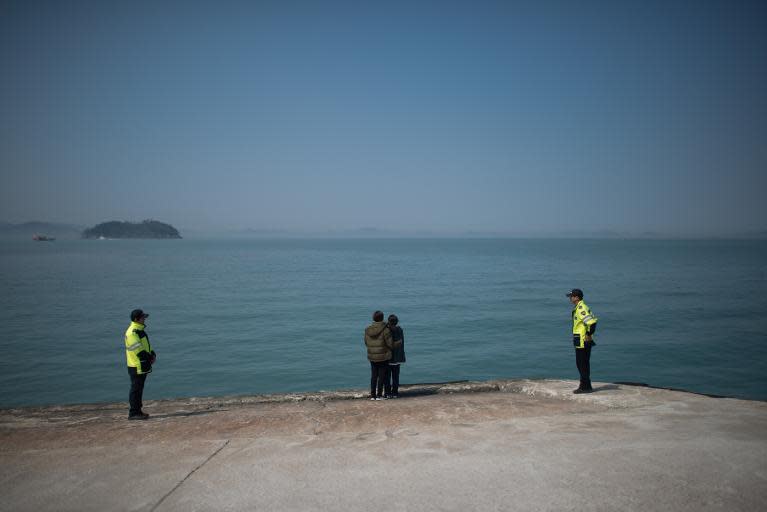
[5,220,767,241]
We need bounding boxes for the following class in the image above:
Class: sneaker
[370,397,376,401]
[375,397,383,401]
[128,413,149,420]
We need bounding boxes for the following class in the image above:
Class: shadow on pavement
[150,409,228,419]
[591,384,620,393]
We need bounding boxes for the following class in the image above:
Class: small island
[82,220,182,239]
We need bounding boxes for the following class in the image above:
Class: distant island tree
[82,220,182,239]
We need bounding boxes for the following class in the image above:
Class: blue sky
[1,0,765,236]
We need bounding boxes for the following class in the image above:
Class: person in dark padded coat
[386,314,406,398]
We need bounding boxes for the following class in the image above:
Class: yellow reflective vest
[125,321,154,374]
[572,300,598,349]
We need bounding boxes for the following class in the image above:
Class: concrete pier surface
[1,379,766,512]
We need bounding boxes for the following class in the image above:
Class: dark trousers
[370,361,389,398]
[128,367,148,415]
[387,364,401,396]
[575,343,592,390]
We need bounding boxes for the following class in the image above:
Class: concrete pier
[1,379,766,511]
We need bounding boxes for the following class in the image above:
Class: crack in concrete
[150,439,230,512]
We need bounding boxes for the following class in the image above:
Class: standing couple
[364,310,406,400]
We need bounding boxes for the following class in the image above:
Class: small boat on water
[32,234,55,241]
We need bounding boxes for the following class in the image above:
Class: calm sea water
[0,238,765,407]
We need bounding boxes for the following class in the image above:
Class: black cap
[566,289,584,299]
[130,309,149,321]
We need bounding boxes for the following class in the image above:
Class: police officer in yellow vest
[567,289,598,394]
[125,309,156,420]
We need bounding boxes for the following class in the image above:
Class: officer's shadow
[590,384,620,393]
[149,409,228,419]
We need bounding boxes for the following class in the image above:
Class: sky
[1,0,765,236]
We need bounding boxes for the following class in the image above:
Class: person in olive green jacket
[364,310,394,400]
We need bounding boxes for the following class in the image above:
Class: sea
[0,238,765,407]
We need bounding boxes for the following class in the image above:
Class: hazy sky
[1,0,765,235]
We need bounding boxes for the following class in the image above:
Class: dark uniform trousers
[128,367,148,416]
[575,342,592,390]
